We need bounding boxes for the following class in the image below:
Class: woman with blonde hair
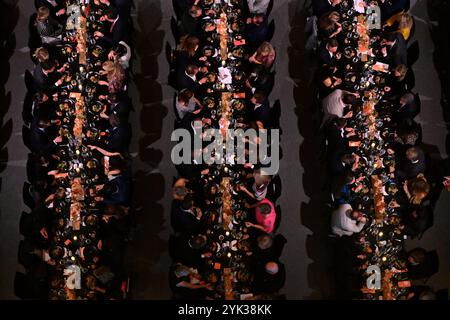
[33,47,50,63]
[99,61,127,94]
[384,11,414,41]
[318,11,342,39]
[249,41,276,69]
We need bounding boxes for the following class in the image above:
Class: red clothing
[255,198,276,233]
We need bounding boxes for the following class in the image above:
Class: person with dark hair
[94,7,130,47]
[319,38,341,66]
[104,114,132,153]
[33,59,63,93]
[322,89,358,122]
[169,262,212,299]
[35,6,63,43]
[395,92,420,121]
[179,5,203,37]
[171,198,203,234]
[325,118,350,153]
[246,198,276,234]
[406,248,439,280]
[249,90,271,129]
[29,115,62,155]
[246,13,269,51]
[396,146,426,180]
[313,0,342,18]
[381,32,407,67]
[176,89,202,119]
[379,0,410,22]
[176,64,207,91]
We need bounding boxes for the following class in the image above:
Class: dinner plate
[89,101,104,114]
[343,46,356,59]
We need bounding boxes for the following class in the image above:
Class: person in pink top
[245,198,276,234]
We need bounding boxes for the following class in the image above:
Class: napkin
[218,67,232,84]
[354,0,365,13]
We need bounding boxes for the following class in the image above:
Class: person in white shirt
[331,203,367,236]
[321,89,358,126]
[247,0,271,15]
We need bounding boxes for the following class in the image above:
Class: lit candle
[227,252,232,258]
[378,232,383,237]
[382,256,387,262]
[76,149,80,155]
[71,256,76,261]
[73,236,78,241]
[225,231,230,236]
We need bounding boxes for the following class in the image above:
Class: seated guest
[402,198,433,239]
[172,177,192,201]
[34,0,65,18]
[95,7,130,47]
[253,261,286,294]
[34,6,63,44]
[396,146,426,180]
[396,118,422,146]
[176,64,206,91]
[100,175,132,207]
[99,61,127,94]
[318,38,341,66]
[330,204,367,237]
[104,114,132,153]
[402,174,430,206]
[313,0,342,18]
[101,92,132,121]
[395,92,420,121]
[318,66,342,97]
[322,89,357,123]
[33,59,63,93]
[179,5,203,37]
[379,0,410,22]
[249,42,276,70]
[331,172,357,205]
[246,13,269,51]
[253,234,287,262]
[326,118,350,153]
[386,64,409,97]
[176,89,202,119]
[249,91,271,129]
[170,233,208,268]
[381,32,407,67]
[30,116,62,155]
[329,151,359,176]
[406,248,439,280]
[176,35,200,72]
[384,11,414,41]
[171,198,202,234]
[247,0,272,14]
[246,198,276,234]
[318,11,342,40]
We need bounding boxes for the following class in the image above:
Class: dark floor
[0,0,449,299]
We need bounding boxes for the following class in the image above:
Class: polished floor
[0,0,449,299]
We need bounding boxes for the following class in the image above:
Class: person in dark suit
[380,0,410,21]
[33,59,62,93]
[95,7,130,47]
[110,0,133,15]
[102,175,132,206]
[395,92,420,121]
[104,114,132,153]
[313,0,341,18]
[382,33,407,67]
[179,5,202,37]
[107,92,132,121]
[34,0,65,18]
[396,146,426,180]
[171,198,202,234]
[29,117,61,155]
[318,38,341,67]
[407,248,438,280]
[176,64,206,91]
[249,91,271,129]
[326,118,349,153]
[246,13,269,52]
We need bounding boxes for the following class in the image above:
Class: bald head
[265,262,279,275]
